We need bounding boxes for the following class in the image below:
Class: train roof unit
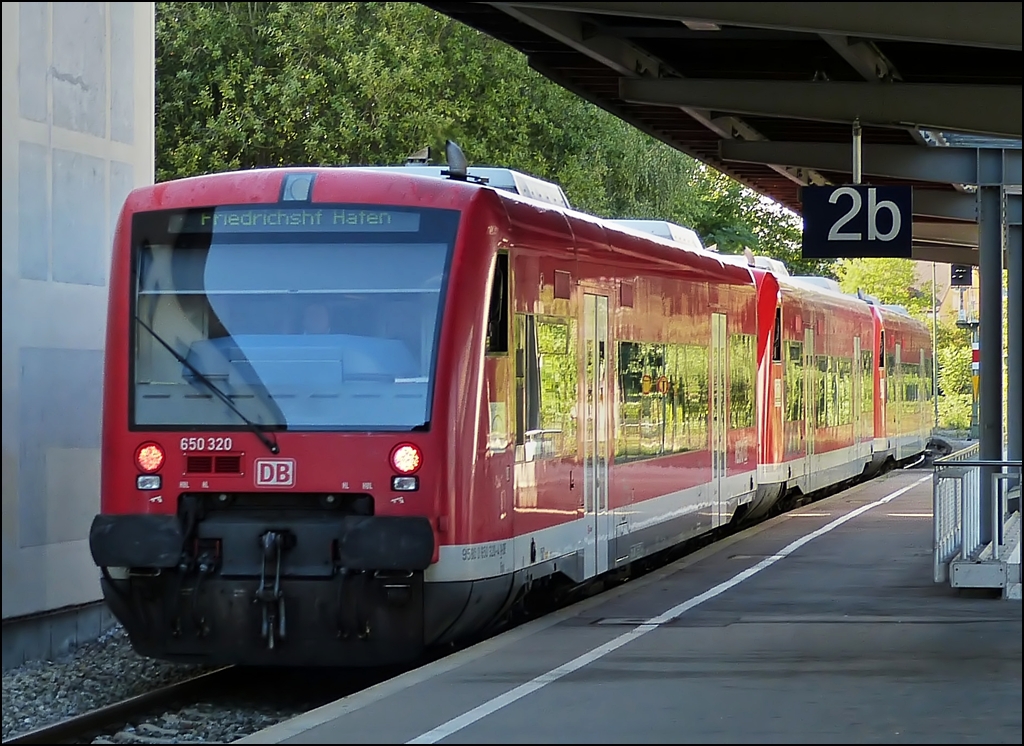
[715,248,791,277]
[606,219,705,253]
[357,165,571,209]
[355,141,572,209]
[610,220,797,279]
[787,275,843,294]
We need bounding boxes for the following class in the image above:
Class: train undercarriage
[90,494,455,667]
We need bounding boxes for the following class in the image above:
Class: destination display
[175,207,422,234]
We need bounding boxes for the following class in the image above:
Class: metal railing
[933,443,1022,583]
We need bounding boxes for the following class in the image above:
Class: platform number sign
[801,185,913,259]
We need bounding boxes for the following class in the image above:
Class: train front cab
[88,169,506,667]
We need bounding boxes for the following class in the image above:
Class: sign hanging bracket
[852,118,862,185]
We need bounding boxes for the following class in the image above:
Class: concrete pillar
[2,2,155,666]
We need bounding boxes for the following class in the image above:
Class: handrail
[932,440,1020,584]
[934,459,1022,469]
[933,443,979,465]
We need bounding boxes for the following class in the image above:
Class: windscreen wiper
[134,315,281,455]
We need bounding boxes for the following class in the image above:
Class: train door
[804,326,816,475]
[877,329,887,446]
[919,347,928,449]
[710,313,727,527]
[582,293,611,578]
[892,342,903,458]
[853,336,862,455]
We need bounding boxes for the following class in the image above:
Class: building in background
[2,2,155,668]
[912,259,978,323]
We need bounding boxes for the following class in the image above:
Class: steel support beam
[908,195,1018,265]
[1008,219,1022,465]
[494,2,1023,50]
[496,4,661,77]
[1008,188,1022,465]
[1007,190,1023,226]
[913,191,978,222]
[493,3,818,187]
[909,245,978,266]
[912,222,978,248]
[719,141,1023,187]
[819,34,900,82]
[978,185,1003,544]
[620,78,1023,138]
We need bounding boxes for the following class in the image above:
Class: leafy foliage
[938,344,973,397]
[938,394,972,431]
[834,258,933,316]
[155,1,823,275]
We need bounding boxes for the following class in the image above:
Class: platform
[238,470,1023,745]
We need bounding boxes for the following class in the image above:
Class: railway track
[2,667,234,745]
[2,658,417,745]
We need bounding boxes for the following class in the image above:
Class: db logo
[255,458,296,487]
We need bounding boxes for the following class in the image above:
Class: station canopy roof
[424,2,1022,264]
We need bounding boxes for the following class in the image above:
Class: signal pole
[931,261,938,432]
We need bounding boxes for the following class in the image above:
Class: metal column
[1007,205,1021,467]
[977,183,1002,545]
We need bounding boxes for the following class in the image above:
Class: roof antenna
[743,246,756,267]
[443,140,469,181]
[405,146,433,165]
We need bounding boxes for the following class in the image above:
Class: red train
[89,157,931,666]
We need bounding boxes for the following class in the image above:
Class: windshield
[131,204,459,430]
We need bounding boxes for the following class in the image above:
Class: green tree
[155,1,825,276]
[938,343,972,397]
[691,173,834,278]
[833,258,933,316]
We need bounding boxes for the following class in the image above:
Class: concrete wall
[1,2,154,655]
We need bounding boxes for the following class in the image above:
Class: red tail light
[390,443,422,475]
[136,442,165,473]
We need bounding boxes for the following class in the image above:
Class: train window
[486,253,509,355]
[861,349,874,417]
[729,334,756,430]
[923,355,933,401]
[673,344,708,452]
[837,358,853,426]
[533,317,577,458]
[878,331,885,368]
[616,341,649,460]
[784,342,803,454]
[785,342,803,423]
[514,314,540,449]
[815,355,830,428]
[772,307,782,363]
[903,362,920,403]
[129,204,460,431]
[616,341,708,462]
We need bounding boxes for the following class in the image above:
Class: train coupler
[254,530,290,649]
